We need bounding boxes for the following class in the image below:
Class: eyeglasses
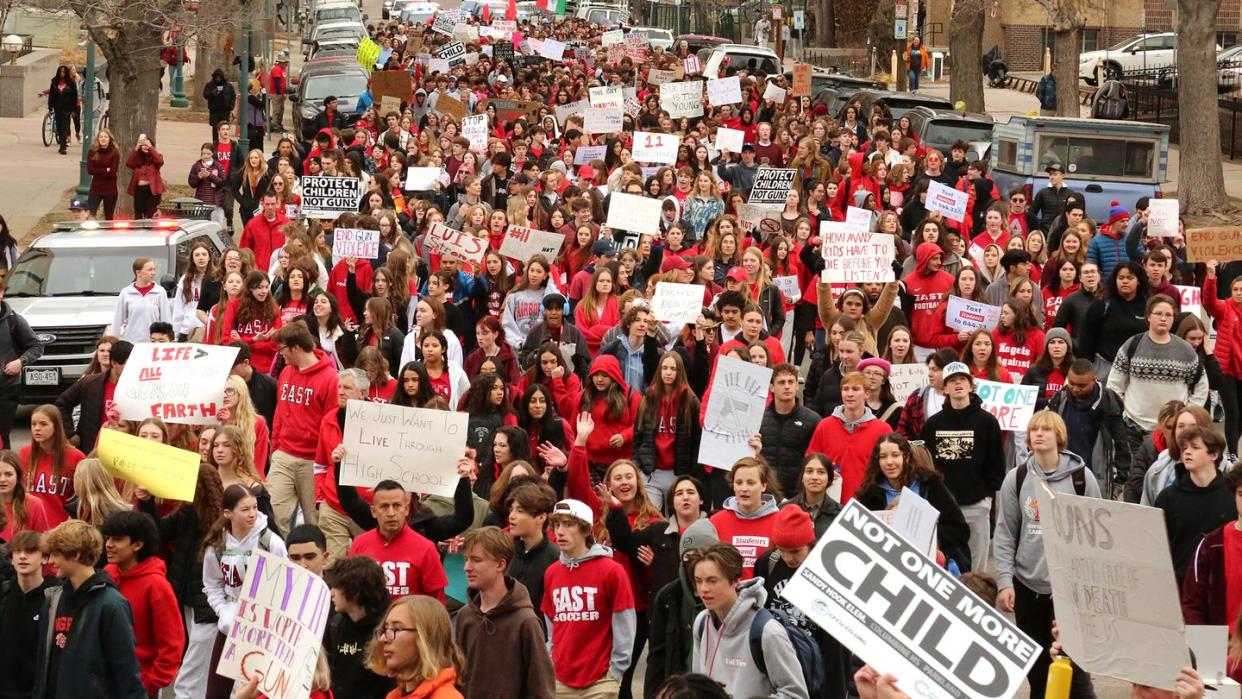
[223,387,238,396]
[374,626,418,641]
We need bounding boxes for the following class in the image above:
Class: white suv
[1078,32,1182,84]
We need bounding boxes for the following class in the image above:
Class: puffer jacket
[759,402,822,496]
[1204,276,1242,378]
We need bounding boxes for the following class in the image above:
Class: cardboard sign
[819,228,896,283]
[332,228,381,260]
[499,225,565,262]
[647,68,677,85]
[773,275,801,303]
[340,400,467,497]
[434,91,468,121]
[975,379,1039,432]
[748,168,798,205]
[762,82,787,103]
[715,127,745,153]
[589,85,623,109]
[783,502,1040,699]
[300,176,365,219]
[888,363,929,403]
[1186,227,1242,263]
[926,180,969,223]
[698,356,771,469]
[1174,284,1202,317]
[792,64,813,97]
[405,166,442,191]
[605,192,663,235]
[540,38,566,61]
[462,113,489,154]
[632,131,680,164]
[1146,198,1179,237]
[651,281,704,325]
[379,95,402,115]
[426,221,486,264]
[583,105,623,134]
[574,145,607,165]
[371,70,411,105]
[98,429,199,502]
[480,98,541,122]
[707,76,742,106]
[216,549,331,699]
[1037,482,1189,690]
[431,9,460,35]
[659,80,704,118]
[945,295,1002,331]
[115,342,239,423]
[438,41,467,66]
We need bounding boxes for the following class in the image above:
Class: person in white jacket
[171,240,215,340]
[400,329,469,409]
[113,256,170,344]
[501,257,559,351]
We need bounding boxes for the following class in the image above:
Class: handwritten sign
[926,181,968,223]
[945,295,1002,331]
[1175,284,1202,317]
[300,176,364,219]
[888,363,929,403]
[583,105,623,134]
[426,221,486,264]
[1146,198,1179,237]
[356,37,382,72]
[715,126,745,153]
[98,429,199,502]
[819,227,896,283]
[748,168,798,205]
[1038,483,1189,690]
[762,82,787,104]
[647,68,677,85]
[332,228,380,260]
[707,76,742,106]
[431,9,460,35]
[792,63,812,96]
[340,400,467,497]
[217,549,332,699]
[605,192,663,235]
[1186,227,1242,263]
[601,29,623,46]
[437,41,466,66]
[974,379,1038,432]
[115,342,239,423]
[773,275,801,303]
[540,38,566,61]
[651,281,704,325]
[699,356,771,469]
[575,145,607,165]
[659,80,703,118]
[462,113,488,154]
[589,85,623,109]
[499,225,564,262]
[633,131,680,164]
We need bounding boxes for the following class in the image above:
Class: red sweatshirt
[273,349,339,459]
[902,243,955,348]
[314,409,373,518]
[239,212,289,269]
[541,552,635,688]
[574,296,620,356]
[709,499,778,579]
[20,446,85,526]
[328,259,374,324]
[582,356,642,466]
[805,413,893,504]
[992,327,1044,377]
[349,525,447,601]
[220,298,282,373]
[104,557,186,694]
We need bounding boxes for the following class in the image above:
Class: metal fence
[645,2,742,42]
[1119,58,1242,159]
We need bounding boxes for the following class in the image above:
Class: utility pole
[238,0,250,155]
[74,38,95,198]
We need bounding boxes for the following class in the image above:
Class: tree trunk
[1175,0,1230,214]
[821,0,835,47]
[1053,26,1082,116]
[948,0,984,111]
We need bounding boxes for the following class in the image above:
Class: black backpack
[748,606,826,694]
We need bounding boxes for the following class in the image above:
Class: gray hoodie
[544,543,638,681]
[993,451,1102,593]
[830,404,878,432]
[691,578,810,699]
[1140,450,1178,507]
[719,493,781,520]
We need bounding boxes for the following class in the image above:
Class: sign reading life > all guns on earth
[819,226,896,283]
[332,228,381,260]
[97,428,200,502]
[340,400,467,498]
[300,176,365,219]
[114,342,239,424]
[781,501,1040,699]
[217,549,331,699]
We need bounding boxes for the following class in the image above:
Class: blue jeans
[908,69,921,90]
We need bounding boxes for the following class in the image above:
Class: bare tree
[948,0,984,111]
[1034,0,1090,116]
[1173,0,1230,214]
[817,0,835,47]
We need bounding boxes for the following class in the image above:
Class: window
[1219,32,1238,49]
[1081,29,1100,53]
[995,139,1019,170]
[1035,135,1158,180]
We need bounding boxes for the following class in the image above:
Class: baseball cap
[552,499,594,528]
[68,198,88,211]
[740,143,756,152]
[276,50,289,63]
[592,239,617,257]
[942,361,972,382]
[726,266,748,283]
[660,255,691,273]
[1044,162,1063,173]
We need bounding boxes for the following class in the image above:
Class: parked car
[702,44,780,78]
[396,1,438,22]
[625,26,674,50]
[1077,32,1193,85]
[851,89,952,120]
[768,69,885,100]
[307,1,363,30]
[292,57,368,140]
[576,5,630,26]
[675,33,729,56]
[307,37,361,61]
[903,106,995,158]
[5,219,232,403]
[811,85,876,119]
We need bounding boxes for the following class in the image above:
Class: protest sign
[554,98,588,125]
[451,24,479,43]
[371,70,410,105]
[583,105,623,134]
[405,166,441,191]
[762,82,787,103]
[926,180,969,223]
[707,76,742,106]
[574,145,607,165]
[540,38,566,61]
[462,114,489,154]
[601,28,623,46]
[819,228,896,283]
[659,81,704,118]
[340,399,467,497]
[783,501,1040,699]
[1146,198,1179,237]
[494,40,514,62]
[480,98,541,122]
[844,205,873,233]
[431,9,459,35]
[437,41,467,66]
[1037,482,1189,690]
[975,379,1038,431]
[1175,285,1202,317]
[945,296,1002,331]
[426,222,487,264]
[356,37,381,72]
[684,54,700,74]
[427,58,450,75]
[217,549,331,699]
[647,68,677,85]
[792,63,812,96]
[98,429,199,502]
[891,486,940,556]
[499,225,565,262]
[633,131,680,164]
[748,168,798,205]
[605,192,663,235]
[773,275,801,303]
[1187,227,1242,263]
[888,363,929,403]
[332,228,380,260]
[434,91,467,121]
[300,176,364,219]
[736,203,783,238]
[380,95,401,115]
[651,282,704,325]
[715,127,745,153]
[698,356,771,469]
[115,342,239,423]
[491,19,516,36]
[589,85,623,109]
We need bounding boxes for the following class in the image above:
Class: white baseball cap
[552,499,594,528]
[942,361,972,382]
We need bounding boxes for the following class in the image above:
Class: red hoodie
[104,557,185,694]
[273,348,340,459]
[240,211,290,270]
[805,412,893,503]
[220,298,282,373]
[327,258,374,324]
[583,355,641,466]
[902,242,955,348]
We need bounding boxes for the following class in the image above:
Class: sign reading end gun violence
[300,176,365,219]
[782,502,1039,699]
[340,400,467,497]
[1186,227,1242,263]
[115,342,239,424]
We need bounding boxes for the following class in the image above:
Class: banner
[426,222,487,264]
[706,76,742,106]
[1186,227,1242,263]
[1037,482,1189,689]
[605,192,662,235]
[583,105,623,134]
[462,114,488,153]
[633,131,680,164]
[651,281,703,325]
[782,502,1040,699]
[698,356,771,469]
[217,549,332,699]
[98,429,199,502]
[332,228,381,260]
[945,296,1002,332]
[437,41,466,66]
[715,127,745,153]
[340,400,467,497]
[792,63,812,96]
[1146,198,1179,237]
[659,81,704,118]
[974,379,1038,432]
[926,181,968,223]
[888,363,929,403]
[499,225,564,262]
[300,176,365,219]
[819,228,896,284]
[431,9,460,35]
[748,168,798,205]
[115,342,239,423]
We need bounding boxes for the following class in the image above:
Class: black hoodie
[1155,466,1238,580]
[0,577,57,699]
[203,68,236,115]
[325,609,392,699]
[921,393,1006,506]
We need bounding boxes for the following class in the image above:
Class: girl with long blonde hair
[208,424,262,490]
[72,457,131,525]
[220,375,269,477]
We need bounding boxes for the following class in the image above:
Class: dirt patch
[1166,191,1242,228]
[158,105,211,123]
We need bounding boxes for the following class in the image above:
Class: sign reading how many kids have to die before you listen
[819,225,896,283]
[698,356,771,470]
[114,342,240,424]
[340,400,468,498]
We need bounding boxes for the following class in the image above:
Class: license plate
[23,367,60,387]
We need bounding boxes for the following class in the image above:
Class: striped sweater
[1106,333,1209,430]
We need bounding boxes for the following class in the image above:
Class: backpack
[213,527,275,563]
[748,606,826,694]
[1015,461,1086,497]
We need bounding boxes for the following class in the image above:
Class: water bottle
[1045,656,1072,699]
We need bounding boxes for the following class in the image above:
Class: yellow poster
[97,428,199,502]
[356,37,382,73]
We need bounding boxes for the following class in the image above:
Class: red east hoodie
[104,557,185,694]
[328,258,374,324]
[584,355,641,466]
[901,242,955,348]
[273,348,340,459]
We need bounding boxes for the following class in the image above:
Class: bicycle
[37,88,54,147]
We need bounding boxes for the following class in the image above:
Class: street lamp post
[238,0,250,155]
[75,39,96,198]
[170,24,188,107]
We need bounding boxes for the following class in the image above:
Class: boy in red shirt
[348,480,448,601]
[542,498,636,697]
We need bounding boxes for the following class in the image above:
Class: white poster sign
[819,228,897,283]
[540,38,566,61]
[706,76,742,106]
[605,192,663,235]
[974,379,1039,432]
[773,275,801,303]
[633,131,680,164]
[437,41,467,66]
[583,105,623,134]
[715,127,745,153]
[300,176,365,219]
[945,296,1003,332]
[498,225,565,262]
[698,356,771,469]
[405,166,442,191]
[762,82,786,103]
[845,206,873,233]
[659,80,704,118]
[888,363,929,403]
[748,168,798,205]
[651,282,704,325]
[574,145,608,165]
[332,228,381,260]
[926,181,969,223]
[115,343,240,424]
[340,400,466,497]
[589,85,623,109]
[601,29,624,46]
[426,221,487,264]
[431,9,460,35]
[462,114,489,154]
[1146,198,1180,237]
[1175,284,1202,318]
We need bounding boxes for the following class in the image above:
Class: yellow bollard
[891,49,899,89]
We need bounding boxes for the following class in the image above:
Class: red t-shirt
[20,445,86,525]
[541,555,635,688]
[216,141,234,177]
[428,369,451,400]
[348,526,447,601]
[104,379,117,419]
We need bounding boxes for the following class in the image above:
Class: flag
[481,2,490,21]
[555,0,565,14]
[505,0,516,20]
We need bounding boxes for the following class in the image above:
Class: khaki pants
[269,449,317,535]
[270,93,286,130]
[555,675,619,699]
[318,501,364,559]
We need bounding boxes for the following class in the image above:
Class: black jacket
[606,509,684,609]
[632,394,702,478]
[242,367,278,428]
[203,69,236,115]
[0,578,57,699]
[645,578,701,699]
[47,77,78,113]
[310,108,349,136]
[508,536,559,621]
[34,571,145,699]
[921,394,1006,506]
[1052,287,1099,354]
[1156,466,1238,579]
[519,321,591,379]
[1047,381,1131,496]
[854,476,973,571]
[1030,183,1078,232]
[55,372,108,451]
[325,609,392,699]
[1124,434,1162,504]
[231,170,271,220]
[345,327,405,375]
[136,497,215,624]
[0,302,44,392]
[599,335,663,390]
[1079,294,1147,363]
[760,402,822,496]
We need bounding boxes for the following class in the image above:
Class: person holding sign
[1202,259,1242,459]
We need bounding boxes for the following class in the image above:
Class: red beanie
[771,504,816,549]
